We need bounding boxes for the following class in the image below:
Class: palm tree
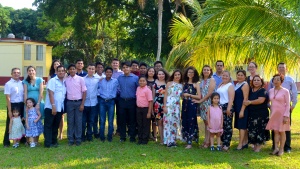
[167,0,300,77]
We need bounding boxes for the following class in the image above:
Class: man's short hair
[277,62,286,68]
[139,62,148,68]
[105,67,113,72]
[95,61,104,67]
[215,60,224,66]
[87,63,95,67]
[154,61,163,67]
[121,61,131,67]
[76,59,84,64]
[112,58,119,62]
[11,68,20,73]
[131,60,139,66]
[67,64,76,70]
[56,65,65,71]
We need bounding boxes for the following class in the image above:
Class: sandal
[201,142,210,148]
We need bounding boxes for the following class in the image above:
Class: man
[139,62,148,76]
[268,62,297,153]
[131,60,140,76]
[98,67,119,142]
[82,64,99,142]
[212,60,225,88]
[3,68,25,147]
[44,65,66,148]
[93,61,106,138]
[154,61,163,72]
[65,64,87,146]
[76,59,87,77]
[117,61,139,142]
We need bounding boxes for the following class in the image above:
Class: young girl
[207,93,223,151]
[152,68,169,144]
[136,76,153,145]
[25,98,43,148]
[9,108,25,148]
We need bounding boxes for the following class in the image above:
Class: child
[25,98,43,148]
[136,76,153,144]
[207,93,223,151]
[9,107,25,148]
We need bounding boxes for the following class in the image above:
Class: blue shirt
[117,73,139,99]
[98,78,119,99]
[84,75,99,107]
[76,71,87,77]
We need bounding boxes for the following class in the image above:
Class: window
[36,45,43,61]
[36,66,43,77]
[23,66,28,78]
[24,45,31,60]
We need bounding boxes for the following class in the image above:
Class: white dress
[9,116,25,140]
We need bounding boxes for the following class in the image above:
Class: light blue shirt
[117,73,139,98]
[45,76,66,112]
[98,78,119,99]
[84,75,99,107]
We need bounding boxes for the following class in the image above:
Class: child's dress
[9,116,25,140]
[26,108,43,137]
[208,106,223,133]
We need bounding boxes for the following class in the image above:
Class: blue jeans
[82,106,97,140]
[99,98,115,140]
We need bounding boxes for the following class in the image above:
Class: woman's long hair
[25,66,36,84]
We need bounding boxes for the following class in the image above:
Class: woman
[153,68,169,144]
[194,65,216,148]
[163,70,183,147]
[247,62,258,85]
[266,74,290,156]
[233,70,249,150]
[243,75,269,152]
[181,67,201,149]
[216,70,234,151]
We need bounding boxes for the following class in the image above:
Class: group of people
[3,58,296,156]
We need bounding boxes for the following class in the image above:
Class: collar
[213,72,222,77]
[10,78,21,83]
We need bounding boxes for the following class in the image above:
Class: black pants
[44,108,63,147]
[119,98,136,141]
[220,103,233,147]
[136,107,150,144]
[3,102,25,146]
[115,94,120,133]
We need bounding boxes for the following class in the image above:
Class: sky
[1,0,36,10]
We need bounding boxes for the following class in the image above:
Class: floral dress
[25,108,43,137]
[153,83,166,120]
[163,82,183,146]
[199,78,212,120]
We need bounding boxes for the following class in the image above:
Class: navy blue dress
[234,83,248,129]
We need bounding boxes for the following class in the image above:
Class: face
[154,63,162,71]
[131,63,139,72]
[111,61,119,70]
[68,66,76,76]
[212,95,220,104]
[173,72,181,82]
[26,100,34,108]
[202,66,211,78]
[215,62,224,73]
[248,63,257,74]
[222,72,230,83]
[277,64,286,75]
[87,66,95,76]
[187,69,195,79]
[122,65,131,75]
[139,66,147,75]
[105,69,113,78]
[53,61,60,70]
[57,67,65,79]
[27,67,36,77]
[96,64,104,74]
[236,72,246,82]
[147,68,155,78]
[76,61,84,70]
[157,71,165,81]
[252,77,262,88]
[11,69,21,80]
[139,77,147,87]
[13,111,19,117]
[273,76,282,87]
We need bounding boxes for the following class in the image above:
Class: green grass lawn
[0,94,299,169]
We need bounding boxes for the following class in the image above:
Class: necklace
[273,88,282,99]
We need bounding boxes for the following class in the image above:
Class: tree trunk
[156,0,163,61]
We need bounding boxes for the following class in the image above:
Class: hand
[283,116,289,124]
[226,109,231,117]
[8,111,12,119]
[183,93,190,97]
[9,130,11,133]
[291,106,295,113]
[192,99,202,104]
[163,107,168,113]
[52,106,57,115]
[79,104,84,112]
[243,100,250,106]
[36,104,40,110]
[34,119,38,123]
[26,125,30,130]
[146,113,151,119]
[239,112,244,118]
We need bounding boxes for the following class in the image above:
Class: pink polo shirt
[65,74,87,100]
[136,86,153,107]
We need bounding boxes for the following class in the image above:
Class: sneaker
[30,142,36,148]
[12,144,18,148]
[217,146,222,151]
[210,146,215,151]
[167,143,177,148]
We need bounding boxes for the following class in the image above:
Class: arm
[163,82,170,113]
[80,91,87,112]
[290,80,298,110]
[226,85,235,116]
[239,83,249,118]
[26,111,29,129]
[23,83,28,103]
[147,101,153,118]
[284,89,291,117]
[34,109,42,122]
[49,89,57,115]
[221,109,223,129]
[36,78,44,110]
[5,95,12,118]
[244,89,266,106]
[189,83,201,100]
[201,78,216,102]
[9,118,13,133]
[207,107,210,128]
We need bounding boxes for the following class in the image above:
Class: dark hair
[138,75,147,80]
[156,68,169,83]
[105,67,113,72]
[183,66,199,83]
[277,62,286,68]
[272,73,284,83]
[49,59,61,76]
[248,62,257,68]
[67,64,76,70]
[154,61,163,67]
[11,68,20,73]
[12,107,20,116]
[251,75,264,88]
[112,58,119,62]
[56,65,65,72]
[236,69,247,81]
[201,65,213,79]
[121,61,131,67]
[215,60,224,66]
[139,62,148,68]
[210,92,220,105]
[26,98,36,107]
[169,69,183,83]
[131,60,139,66]
[76,59,84,64]
[145,67,157,79]
[87,63,95,67]
[25,66,36,84]
[95,62,104,67]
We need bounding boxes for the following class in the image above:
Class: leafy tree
[0,4,13,37]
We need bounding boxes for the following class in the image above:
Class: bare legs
[237,129,246,149]
[271,131,286,156]
[203,120,210,148]
[158,119,163,144]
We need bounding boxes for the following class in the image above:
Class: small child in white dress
[9,107,25,148]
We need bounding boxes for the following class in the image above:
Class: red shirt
[136,86,153,107]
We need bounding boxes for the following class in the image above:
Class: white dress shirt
[45,76,66,112]
[4,78,24,103]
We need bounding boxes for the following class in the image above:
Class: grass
[0,94,299,169]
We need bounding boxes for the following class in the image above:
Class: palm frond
[169,13,194,45]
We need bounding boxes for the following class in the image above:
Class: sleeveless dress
[233,82,248,130]
[199,78,212,120]
[25,108,44,137]
[181,83,199,145]
[208,106,223,133]
[153,83,166,120]
[23,77,45,118]
[9,116,25,140]
[163,82,183,146]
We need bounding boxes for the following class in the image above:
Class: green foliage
[0,4,13,37]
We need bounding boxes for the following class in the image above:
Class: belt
[100,97,114,102]
[97,96,101,98]
[120,98,135,101]
[67,99,82,102]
